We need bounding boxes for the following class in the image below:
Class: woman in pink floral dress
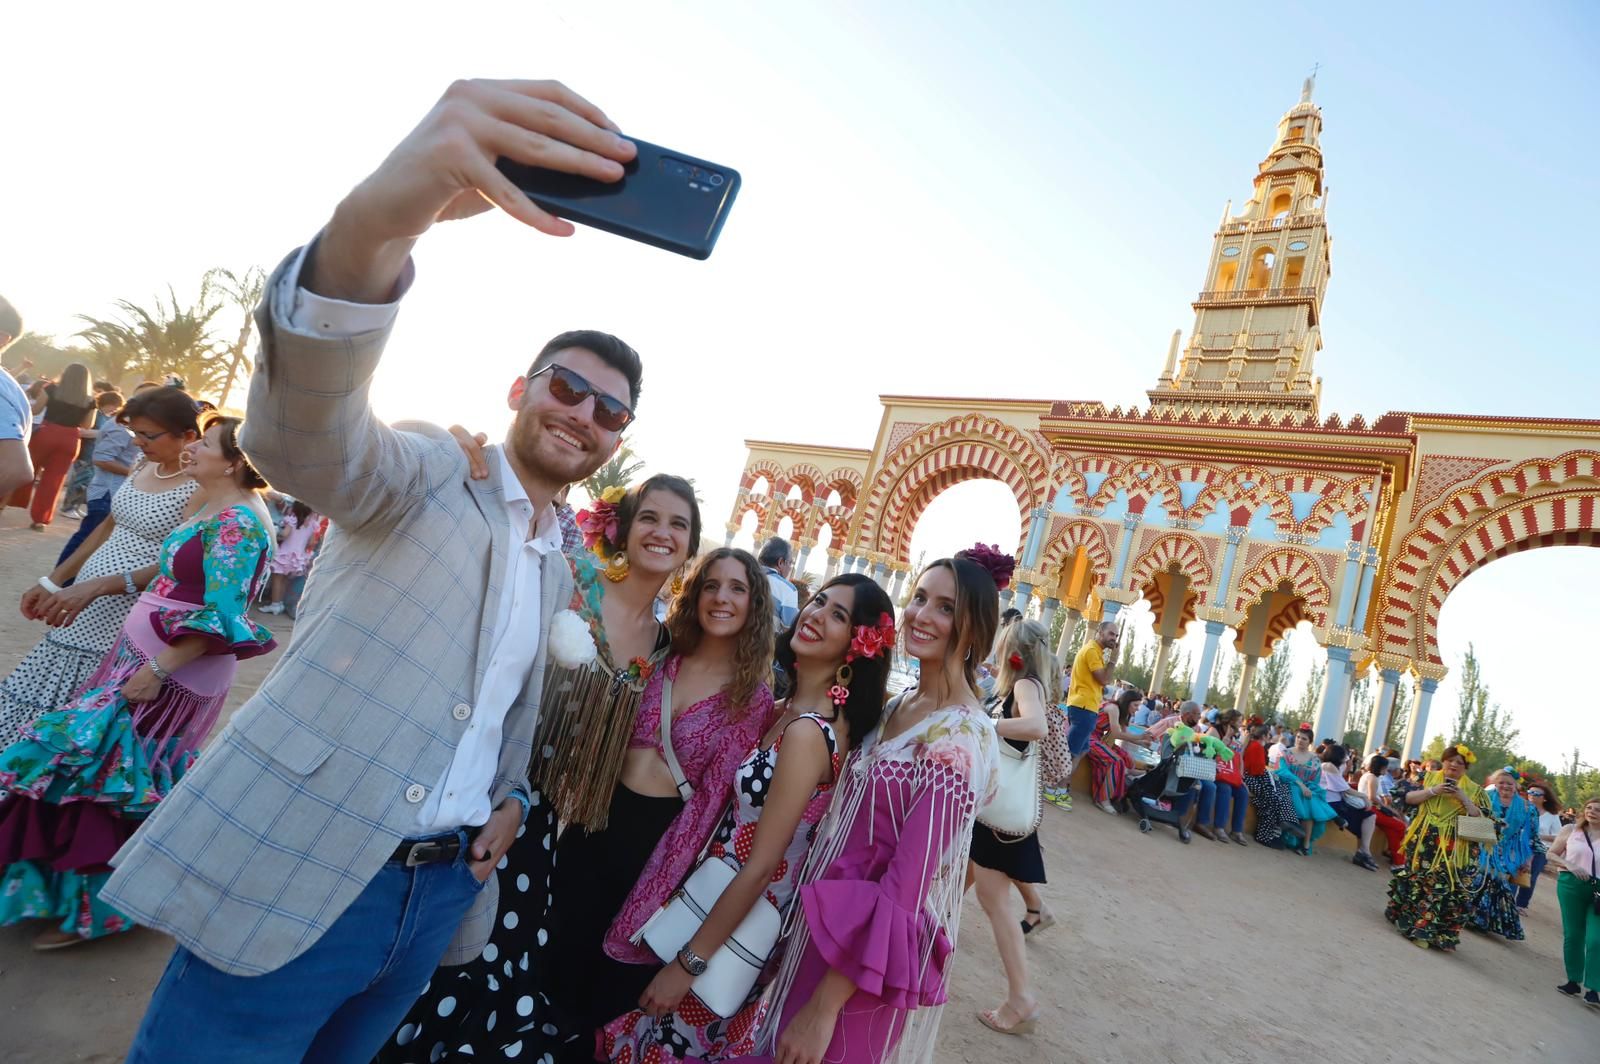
[600,572,897,1062]
[732,547,1005,1064]
[0,416,275,949]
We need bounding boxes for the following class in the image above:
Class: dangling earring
[829,663,853,707]
[604,552,631,582]
[670,572,685,597]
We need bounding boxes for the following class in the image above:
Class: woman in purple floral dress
[599,573,896,1063]
[0,416,276,950]
[732,548,1005,1064]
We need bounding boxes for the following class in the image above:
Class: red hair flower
[575,485,626,558]
[847,612,897,664]
[1007,652,1025,670]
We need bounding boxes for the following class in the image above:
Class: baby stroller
[1123,735,1201,843]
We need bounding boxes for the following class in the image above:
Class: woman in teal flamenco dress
[1276,726,1337,856]
[0,416,275,950]
[1469,768,1537,941]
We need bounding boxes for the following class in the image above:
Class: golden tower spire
[1147,83,1331,422]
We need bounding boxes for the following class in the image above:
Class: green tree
[1285,658,1324,729]
[1382,678,1411,751]
[1164,648,1193,701]
[1115,627,1156,692]
[1211,651,1244,709]
[1421,734,1446,763]
[77,285,226,398]
[203,266,267,410]
[1251,643,1294,717]
[581,444,646,500]
[1447,644,1520,783]
[1341,672,1374,749]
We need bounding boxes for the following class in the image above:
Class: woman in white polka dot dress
[598,573,897,1062]
[0,388,201,748]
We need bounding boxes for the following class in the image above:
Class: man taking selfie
[107,78,642,1063]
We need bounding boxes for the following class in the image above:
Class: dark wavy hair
[118,385,201,438]
[773,573,894,751]
[916,555,1000,691]
[613,474,702,561]
[666,548,774,714]
[204,414,269,490]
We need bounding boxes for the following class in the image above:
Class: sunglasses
[527,364,635,432]
[1529,790,1545,797]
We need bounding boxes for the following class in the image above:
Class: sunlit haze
[5,2,1596,770]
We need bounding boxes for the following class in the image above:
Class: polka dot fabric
[598,714,839,1062]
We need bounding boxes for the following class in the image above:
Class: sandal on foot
[32,929,87,952]
[978,1003,1039,1036]
[1020,908,1056,936]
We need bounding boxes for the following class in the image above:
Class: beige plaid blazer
[103,248,571,976]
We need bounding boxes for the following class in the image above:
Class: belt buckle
[405,841,443,868]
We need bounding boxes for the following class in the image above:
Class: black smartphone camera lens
[709,173,725,187]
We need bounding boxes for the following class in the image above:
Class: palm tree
[204,266,267,409]
[582,444,646,499]
[77,285,225,398]
[74,320,143,387]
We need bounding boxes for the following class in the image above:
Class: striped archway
[1380,452,1600,665]
[879,445,1032,564]
[1127,532,1213,599]
[1232,547,1331,626]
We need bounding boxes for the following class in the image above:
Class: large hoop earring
[670,573,685,597]
[604,552,631,583]
[829,663,853,707]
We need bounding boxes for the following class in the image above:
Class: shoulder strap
[658,673,694,802]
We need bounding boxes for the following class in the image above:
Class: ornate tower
[1148,77,1330,422]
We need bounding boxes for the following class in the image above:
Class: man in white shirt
[0,295,34,497]
[112,78,643,1062]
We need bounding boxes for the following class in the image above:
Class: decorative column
[1056,607,1083,662]
[795,539,815,576]
[1150,635,1175,696]
[1192,620,1227,703]
[1402,670,1444,762]
[1235,655,1260,714]
[1314,644,1353,741]
[1011,580,1033,612]
[723,524,737,548]
[1333,540,1362,627]
[1020,507,1050,570]
[841,553,858,574]
[1351,547,1380,632]
[824,548,842,581]
[870,559,890,592]
[1040,596,1059,637]
[1364,663,1403,759]
[890,567,908,603]
[1216,526,1247,604]
[1109,513,1142,588]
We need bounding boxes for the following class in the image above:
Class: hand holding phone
[311,78,636,303]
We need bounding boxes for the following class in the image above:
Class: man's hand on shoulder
[309,79,638,305]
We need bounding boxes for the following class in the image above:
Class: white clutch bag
[635,855,782,1017]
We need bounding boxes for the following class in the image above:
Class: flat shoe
[32,930,86,952]
[978,1004,1039,1036]
[1229,832,1250,846]
[1556,981,1581,997]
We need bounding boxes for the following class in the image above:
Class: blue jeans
[1065,705,1099,757]
[1193,779,1218,824]
[1516,851,1549,908]
[1210,780,1248,833]
[127,832,485,1064]
[57,493,113,568]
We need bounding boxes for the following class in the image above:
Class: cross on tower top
[1302,64,1320,103]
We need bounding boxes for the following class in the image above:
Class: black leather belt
[391,835,463,867]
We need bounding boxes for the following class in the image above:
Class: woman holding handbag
[599,573,896,1062]
[966,619,1052,1037]
[1385,743,1492,952]
[731,546,1003,1064]
[1549,795,1600,1006]
[1469,768,1538,941]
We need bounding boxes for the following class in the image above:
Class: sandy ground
[1,509,1593,1064]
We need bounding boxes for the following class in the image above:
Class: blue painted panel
[1052,484,1076,513]
[1317,511,1353,549]
[1099,489,1129,523]
[1289,491,1321,523]
[1247,503,1277,539]
[1199,501,1230,533]
[1177,480,1204,510]
[1083,471,1110,498]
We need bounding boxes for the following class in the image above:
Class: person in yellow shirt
[1064,621,1120,772]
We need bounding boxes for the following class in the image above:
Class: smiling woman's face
[902,566,958,665]
[790,582,857,667]
[696,556,751,639]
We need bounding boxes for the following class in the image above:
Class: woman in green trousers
[1550,795,1600,1008]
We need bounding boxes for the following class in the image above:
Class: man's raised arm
[239,79,636,530]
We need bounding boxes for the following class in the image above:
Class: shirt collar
[494,443,562,551]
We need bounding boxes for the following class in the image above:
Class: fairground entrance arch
[729,83,1600,761]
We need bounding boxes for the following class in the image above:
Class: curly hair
[665,548,774,713]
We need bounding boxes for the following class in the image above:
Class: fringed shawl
[1401,771,1493,886]
[529,552,670,830]
[758,696,999,1064]
[1487,790,1537,875]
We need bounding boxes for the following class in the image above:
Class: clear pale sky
[4,2,1596,769]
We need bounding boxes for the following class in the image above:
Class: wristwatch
[676,946,708,977]
[148,659,172,683]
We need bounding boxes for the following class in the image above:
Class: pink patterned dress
[732,700,997,1064]
[600,713,842,1062]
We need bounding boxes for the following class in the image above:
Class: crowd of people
[1,76,1596,1063]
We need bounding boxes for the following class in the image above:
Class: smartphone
[496,139,740,260]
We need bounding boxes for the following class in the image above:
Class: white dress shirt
[418,447,560,831]
[282,245,560,833]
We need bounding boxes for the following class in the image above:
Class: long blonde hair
[994,618,1059,703]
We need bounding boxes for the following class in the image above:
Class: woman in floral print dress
[0,416,275,949]
[600,573,896,1062]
